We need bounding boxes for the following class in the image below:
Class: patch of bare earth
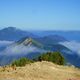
[0,61,80,80]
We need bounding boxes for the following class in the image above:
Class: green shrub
[37,52,65,65]
[12,57,33,67]
[11,52,65,66]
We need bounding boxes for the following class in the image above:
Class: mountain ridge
[0,27,36,41]
[0,27,80,67]
[0,37,78,67]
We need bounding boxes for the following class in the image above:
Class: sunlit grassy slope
[0,61,80,80]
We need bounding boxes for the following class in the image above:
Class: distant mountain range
[0,37,80,67]
[0,27,36,41]
[31,31,80,41]
[0,27,80,41]
[0,27,80,67]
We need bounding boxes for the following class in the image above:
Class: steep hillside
[0,37,46,65]
[0,61,80,80]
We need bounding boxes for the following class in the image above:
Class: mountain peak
[22,37,33,45]
[17,37,44,48]
[0,27,36,41]
[17,37,36,45]
[2,27,17,30]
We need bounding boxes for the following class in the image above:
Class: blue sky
[0,0,80,30]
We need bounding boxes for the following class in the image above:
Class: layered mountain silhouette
[0,37,45,65]
[0,27,36,41]
[0,37,80,67]
[0,27,80,67]
[0,27,69,42]
[32,31,80,41]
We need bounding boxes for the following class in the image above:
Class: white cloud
[60,41,80,56]
[0,40,14,46]
[0,44,45,55]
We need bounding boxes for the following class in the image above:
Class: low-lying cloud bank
[60,41,80,56]
[0,40,14,46]
[1,40,80,57]
[0,44,46,55]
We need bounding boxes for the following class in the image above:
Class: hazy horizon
[1,26,80,31]
[0,26,80,31]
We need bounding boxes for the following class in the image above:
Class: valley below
[0,27,80,80]
[0,61,80,80]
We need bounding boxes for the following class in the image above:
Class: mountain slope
[16,37,44,49]
[0,37,46,65]
[0,37,80,67]
[32,31,80,41]
[0,61,80,80]
[0,27,35,41]
[33,35,67,46]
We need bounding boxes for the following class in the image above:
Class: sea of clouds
[0,42,46,56]
[0,40,14,46]
[0,40,80,57]
[60,41,80,56]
